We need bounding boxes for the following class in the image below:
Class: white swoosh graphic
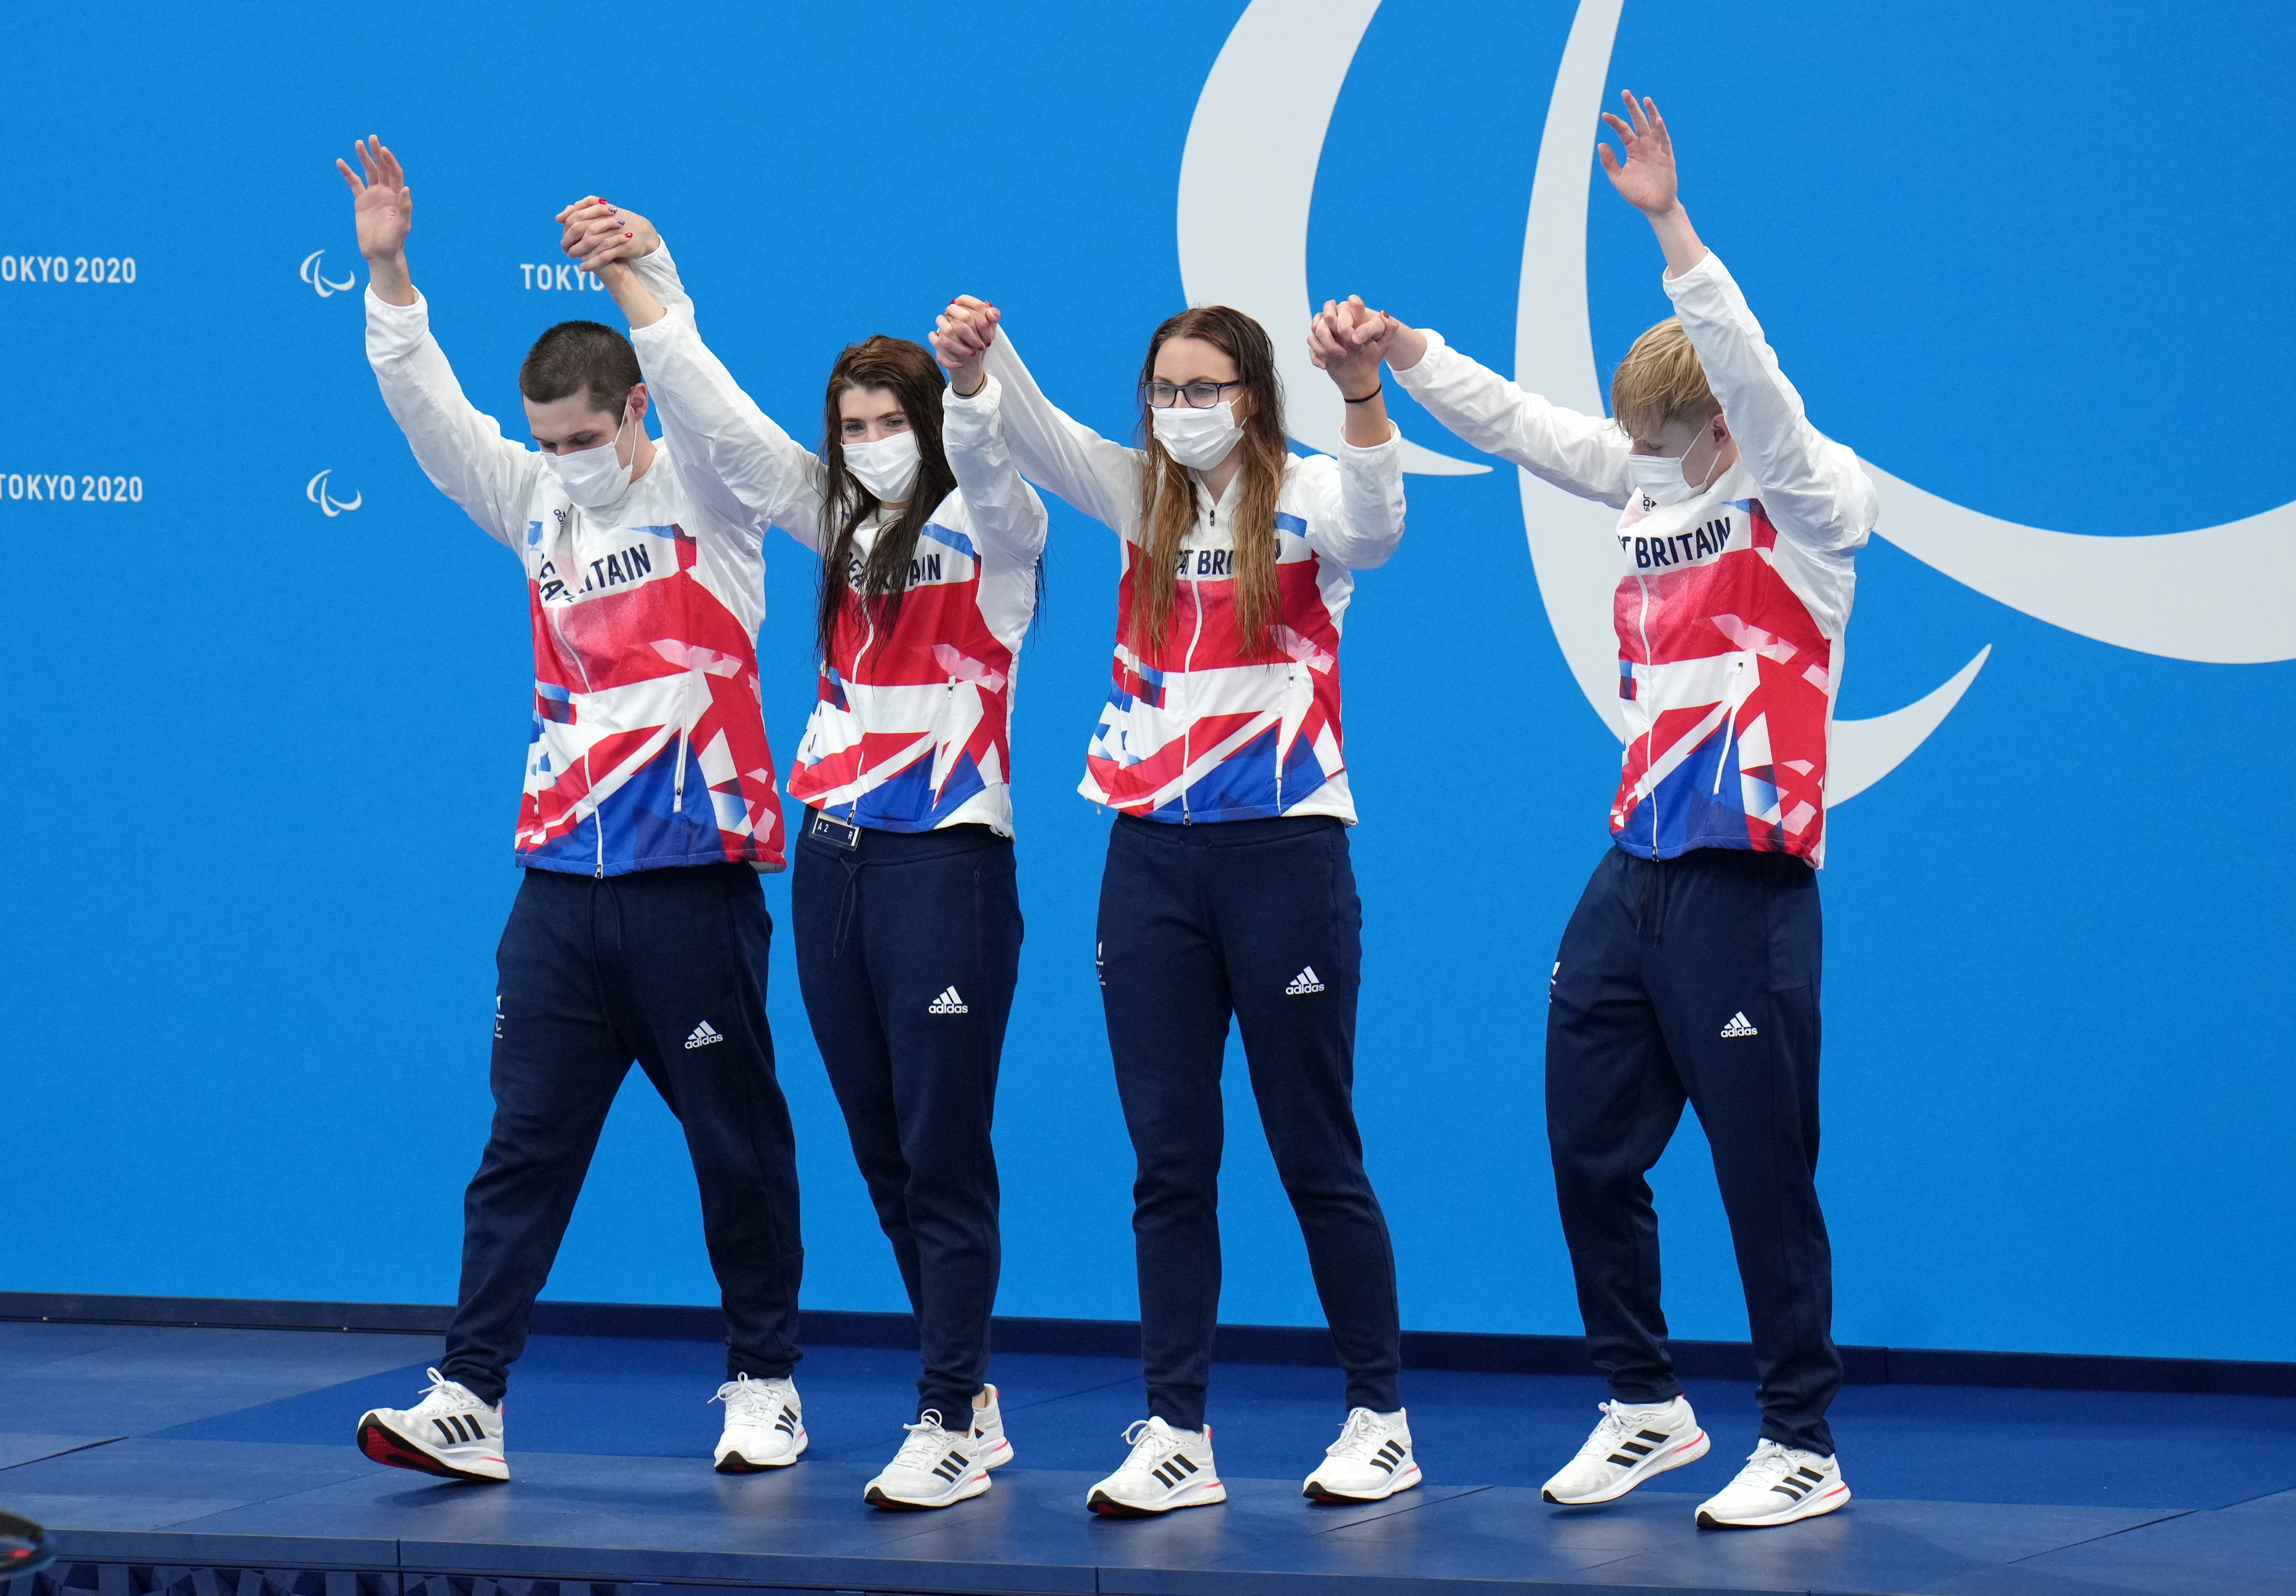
[1517,0,1984,803]
[1870,469,2296,663]
[1177,0,1486,476]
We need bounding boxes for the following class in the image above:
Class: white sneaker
[1302,1407,1422,1503]
[968,1382,1016,1468]
[1085,1418,1227,1517]
[355,1367,507,1483]
[711,1373,807,1472]
[864,1410,995,1510]
[1695,1439,1849,1528]
[1541,1396,1709,1505]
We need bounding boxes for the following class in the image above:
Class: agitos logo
[299,249,356,299]
[307,469,362,517]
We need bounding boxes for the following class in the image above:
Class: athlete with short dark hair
[333,137,807,1483]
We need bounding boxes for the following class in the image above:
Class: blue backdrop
[6,0,2292,1365]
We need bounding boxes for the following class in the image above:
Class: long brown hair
[816,336,958,662]
[1132,306,1289,658]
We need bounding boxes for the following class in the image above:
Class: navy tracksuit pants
[1546,845,1840,1454]
[442,863,805,1405]
[792,813,1022,1423]
[1097,813,1402,1432]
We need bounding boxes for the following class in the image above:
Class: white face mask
[1151,399,1243,471]
[541,403,637,511]
[1627,423,1725,508]
[844,429,922,504]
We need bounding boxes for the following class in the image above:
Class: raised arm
[1601,91,1876,547]
[559,199,695,324]
[1298,298,1407,567]
[1381,319,1632,507]
[340,137,538,546]
[580,220,825,549]
[937,383,1049,567]
[933,296,1140,535]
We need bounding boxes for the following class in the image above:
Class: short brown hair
[519,320,642,417]
[1610,318,1717,442]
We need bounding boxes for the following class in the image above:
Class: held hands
[558,197,660,273]
[1597,90,1678,217]
[931,295,1000,397]
[337,137,412,263]
[1307,296,1391,399]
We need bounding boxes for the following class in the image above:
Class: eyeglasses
[1142,378,1243,409]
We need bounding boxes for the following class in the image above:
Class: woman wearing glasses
[930,294,1419,1516]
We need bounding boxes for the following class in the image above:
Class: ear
[628,382,651,427]
[1708,408,1731,444]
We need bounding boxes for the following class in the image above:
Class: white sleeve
[1295,431,1408,570]
[627,299,827,553]
[940,376,1049,566]
[623,238,695,323]
[1389,330,1632,508]
[978,331,1143,537]
[1665,252,1876,553]
[364,287,543,548]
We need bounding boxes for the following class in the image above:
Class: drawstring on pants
[829,855,864,960]
[1634,855,1668,939]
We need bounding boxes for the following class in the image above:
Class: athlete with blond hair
[1350,91,1876,1529]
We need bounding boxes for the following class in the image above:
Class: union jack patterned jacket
[364,251,784,876]
[624,253,1046,838]
[1392,251,1878,867]
[977,335,1407,825]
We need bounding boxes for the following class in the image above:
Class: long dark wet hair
[815,336,957,661]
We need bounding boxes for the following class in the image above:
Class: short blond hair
[1610,318,1718,442]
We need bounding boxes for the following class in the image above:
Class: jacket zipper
[845,549,880,826]
[1634,574,1657,861]
[673,674,692,813]
[553,505,607,877]
[1178,505,1211,823]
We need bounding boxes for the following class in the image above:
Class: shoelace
[416,1367,480,1415]
[892,1411,957,1469]
[1734,1439,1810,1486]
[711,1373,785,1424]
[1119,1418,1189,1472]
[1323,1408,1392,1461]
[1578,1399,1667,1458]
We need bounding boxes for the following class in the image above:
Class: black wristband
[1343,382,1383,405]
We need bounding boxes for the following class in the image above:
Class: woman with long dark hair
[930,293,1420,1515]
[567,201,1045,1511]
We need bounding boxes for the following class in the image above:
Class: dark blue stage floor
[3,1321,2293,1595]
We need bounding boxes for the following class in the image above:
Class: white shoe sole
[1304,1460,1423,1504]
[356,1413,508,1484]
[1086,1478,1228,1517]
[714,1427,809,1473]
[866,1468,992,1510]
[1698,1479,1850,1529]
[1544,1427,1710,1505]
